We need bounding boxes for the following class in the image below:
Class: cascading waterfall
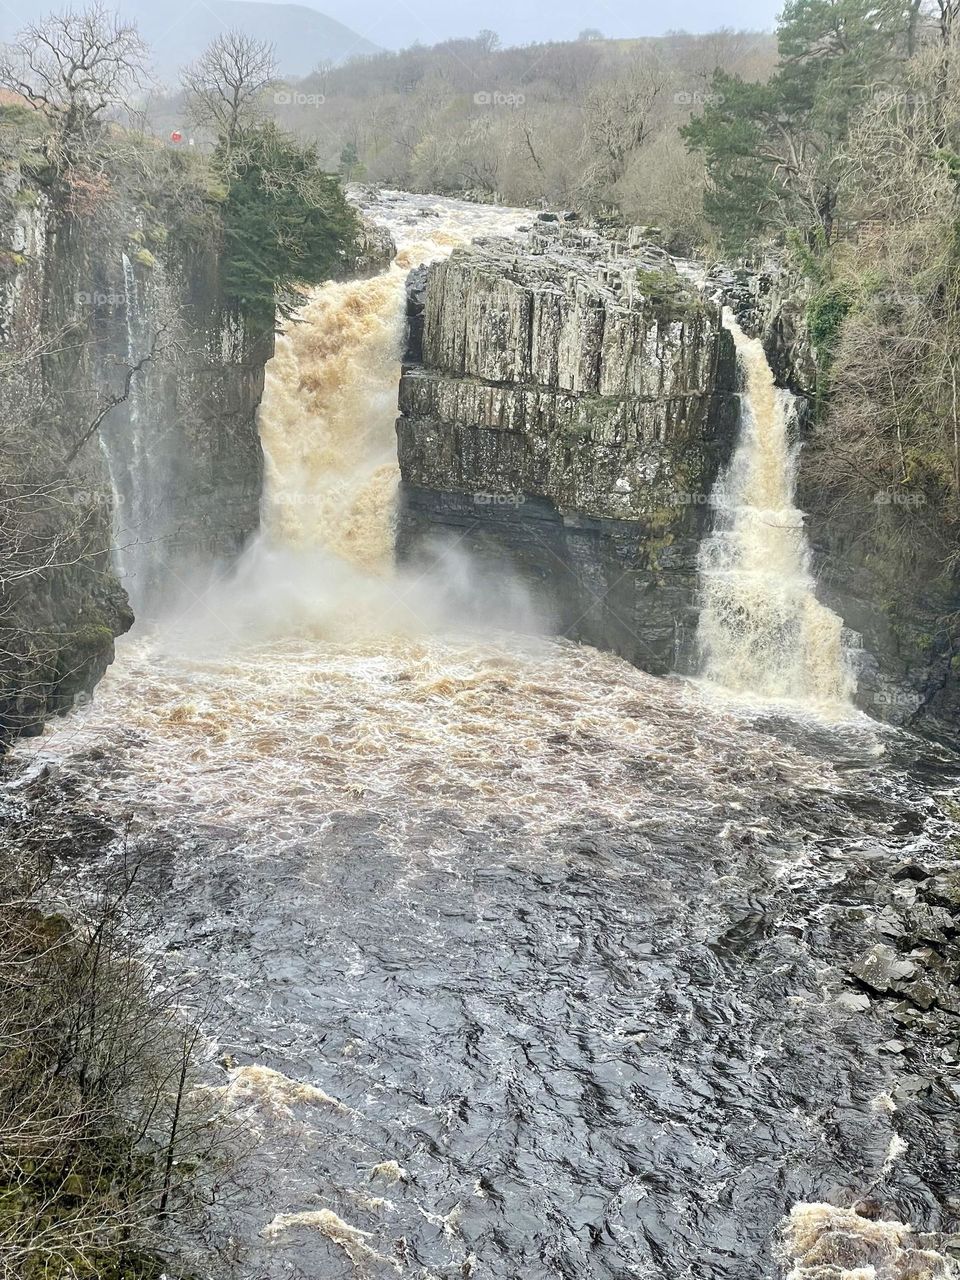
[696,311,854,705]
[255,199,527,577]
[121,252,147,518]
[257,270,407,574]
[196,195,534,644]
[100,253,154,608]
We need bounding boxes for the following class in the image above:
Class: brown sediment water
[697,313,855,707]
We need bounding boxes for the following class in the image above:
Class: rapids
[9,192,960,1279]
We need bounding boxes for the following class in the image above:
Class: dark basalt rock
[0,177,272,743]
[395,221,739,675]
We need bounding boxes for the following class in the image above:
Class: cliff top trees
[0,2,146,168]
[177,31,359,326]
[180,29,277,156]
[682,0,916,249]
[218,121,359,324]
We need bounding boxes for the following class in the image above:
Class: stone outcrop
[352,212,397,279]
[711,261,817,397]
[396,220,739,673]
[0,169,270,742]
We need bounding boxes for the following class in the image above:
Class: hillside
[0,0,379,80]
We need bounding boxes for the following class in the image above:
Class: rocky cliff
[92,245,272,616]
[396,219,738,673]
[0,172,270,743]
[725,264,960,737]
[0,161,393,748]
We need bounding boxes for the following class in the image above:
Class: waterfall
[257,269,406,574]
[695,311,854,705]
[176,194,535,647]
[99,253,153,608]
[255,198,527,575]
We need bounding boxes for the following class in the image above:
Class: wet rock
[928,872,960,909]
[403,265,429,363]
[893,861,932,882]
[396,221,738,674]
[850,944,917,994]
[352,214,397,277]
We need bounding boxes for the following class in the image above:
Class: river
[9,192,960,1280]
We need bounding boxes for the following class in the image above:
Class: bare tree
[180,30,277,154]
[0,835,237,1278]
[937,0,960,45]
[582,58,664,193]
[0,2,146,163]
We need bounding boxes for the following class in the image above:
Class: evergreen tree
[682,0,914,249]
[219,122,360,325]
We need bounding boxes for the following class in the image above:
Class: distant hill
[0,0,379,82]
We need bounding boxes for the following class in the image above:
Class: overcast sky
[285,0,782,52]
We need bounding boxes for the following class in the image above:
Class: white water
[100,253,153,607]
[696,312,854,708]
[782,1203,956,1279]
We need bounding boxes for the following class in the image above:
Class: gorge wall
[0,170,270,743]
[721,264,960,736]
[396,219,739,674]
[397,224,960,733]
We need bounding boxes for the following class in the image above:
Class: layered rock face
[396,221,738,673]
[1,193,131,743]
[0,179,270,742]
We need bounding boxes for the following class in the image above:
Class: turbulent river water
[10,193,960,1280]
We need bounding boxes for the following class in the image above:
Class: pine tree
[219,122,360,325]
[682,0,915,250]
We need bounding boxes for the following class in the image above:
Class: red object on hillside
[170,130,183,143]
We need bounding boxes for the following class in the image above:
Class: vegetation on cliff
[0,789,227,1280]
[0,5,360,327]
[683,0,960,705]
[145,28,778,254]
[219,122,359,323]
[177,29,360,323]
